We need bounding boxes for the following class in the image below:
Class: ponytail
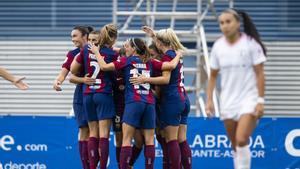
[237,10,267,55]
[98,24,118,48]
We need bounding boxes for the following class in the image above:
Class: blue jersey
[113,56,163,104]
[76,45,118,95]
[62,47,83,104]
[161,50,187,103]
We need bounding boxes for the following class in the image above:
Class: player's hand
[83,75,96,85]
[88,43,100,55]
[53,79,62,91]
[205,100,215,118]
[254,103,264,119]
[141,26,155,37]
[13,77,29,90]
[176,50,184,58]
[129,75,146,85]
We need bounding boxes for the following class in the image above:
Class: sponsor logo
[0,135,48,152]
[285,129,300,157]
[0,161,46,169]
[154,134,265,158]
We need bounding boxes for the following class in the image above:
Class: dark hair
[223,9,267,55]
[149,42,162,59]
[129,38,150,63]
[90,30,100,35]
[86,26,94,33]
[149,42,162,54]
[73,25,94,38]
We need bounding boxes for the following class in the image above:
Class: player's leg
[178,99,192,169]
[120,123,135,169]
[142,104,156,169]
[223,119,238,168]
[73,102,90,169]
[95,93,115,169]
[235,114,257,169]
[113,114,123,169]
[161,102,184,169]
[129,129,144,168]
[84,94,99,169]
[99,119,112,169]
[79,126,90,169]
[120,102,143,169]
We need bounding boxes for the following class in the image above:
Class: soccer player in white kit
[206,9,266,169]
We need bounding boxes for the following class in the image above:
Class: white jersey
[210,33,266,120]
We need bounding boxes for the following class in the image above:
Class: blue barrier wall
[0,116,299,169]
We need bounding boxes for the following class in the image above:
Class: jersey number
[130,68,150,94]
[89,60,101,89]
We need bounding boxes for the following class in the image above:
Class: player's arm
[142,26,158,43]
[130,70,171,85]
[0,67,17,82]
[161,52,183,70]
[70,57,82,75]
[205,69,219,116]
[53,68,69,91]
[254,63,265,118]
[88,44,116,71]
[69,74,95,85]
[0,67,28,90]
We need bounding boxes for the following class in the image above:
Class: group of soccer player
[53,22,192,169]
[52,8,266,169]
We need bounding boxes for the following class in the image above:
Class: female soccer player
[140,26,192,169]
[71,23,119,169]
[0,67,28,90]
[148,42,169,169]
[206,9,266,169]
[88,30,100,45]
[53,25,95,169]
[89,37,182,169]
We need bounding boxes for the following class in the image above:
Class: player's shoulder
[212,35,226,48]
[68,47,81,57]
[165,50,176,57]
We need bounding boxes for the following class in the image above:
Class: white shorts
[220,101,257,121]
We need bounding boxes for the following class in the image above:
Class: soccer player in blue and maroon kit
[89,38,182,169]
[71,24,118,169]
[138,26,192,169]
[53,26,95,169]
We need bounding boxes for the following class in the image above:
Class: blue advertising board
[0,116,299,169]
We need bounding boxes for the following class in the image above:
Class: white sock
[233,151,238,169]
[236,145,251,169]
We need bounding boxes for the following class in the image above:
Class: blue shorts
[83,93,115,122]
[73,102,88,128]
[123,102,156,129]
[159,98,190,129]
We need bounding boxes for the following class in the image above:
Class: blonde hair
[156,28,186,51]
[98,23,118,48]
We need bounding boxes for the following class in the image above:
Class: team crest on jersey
[119,84,125,90]
[89,53,97,60]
